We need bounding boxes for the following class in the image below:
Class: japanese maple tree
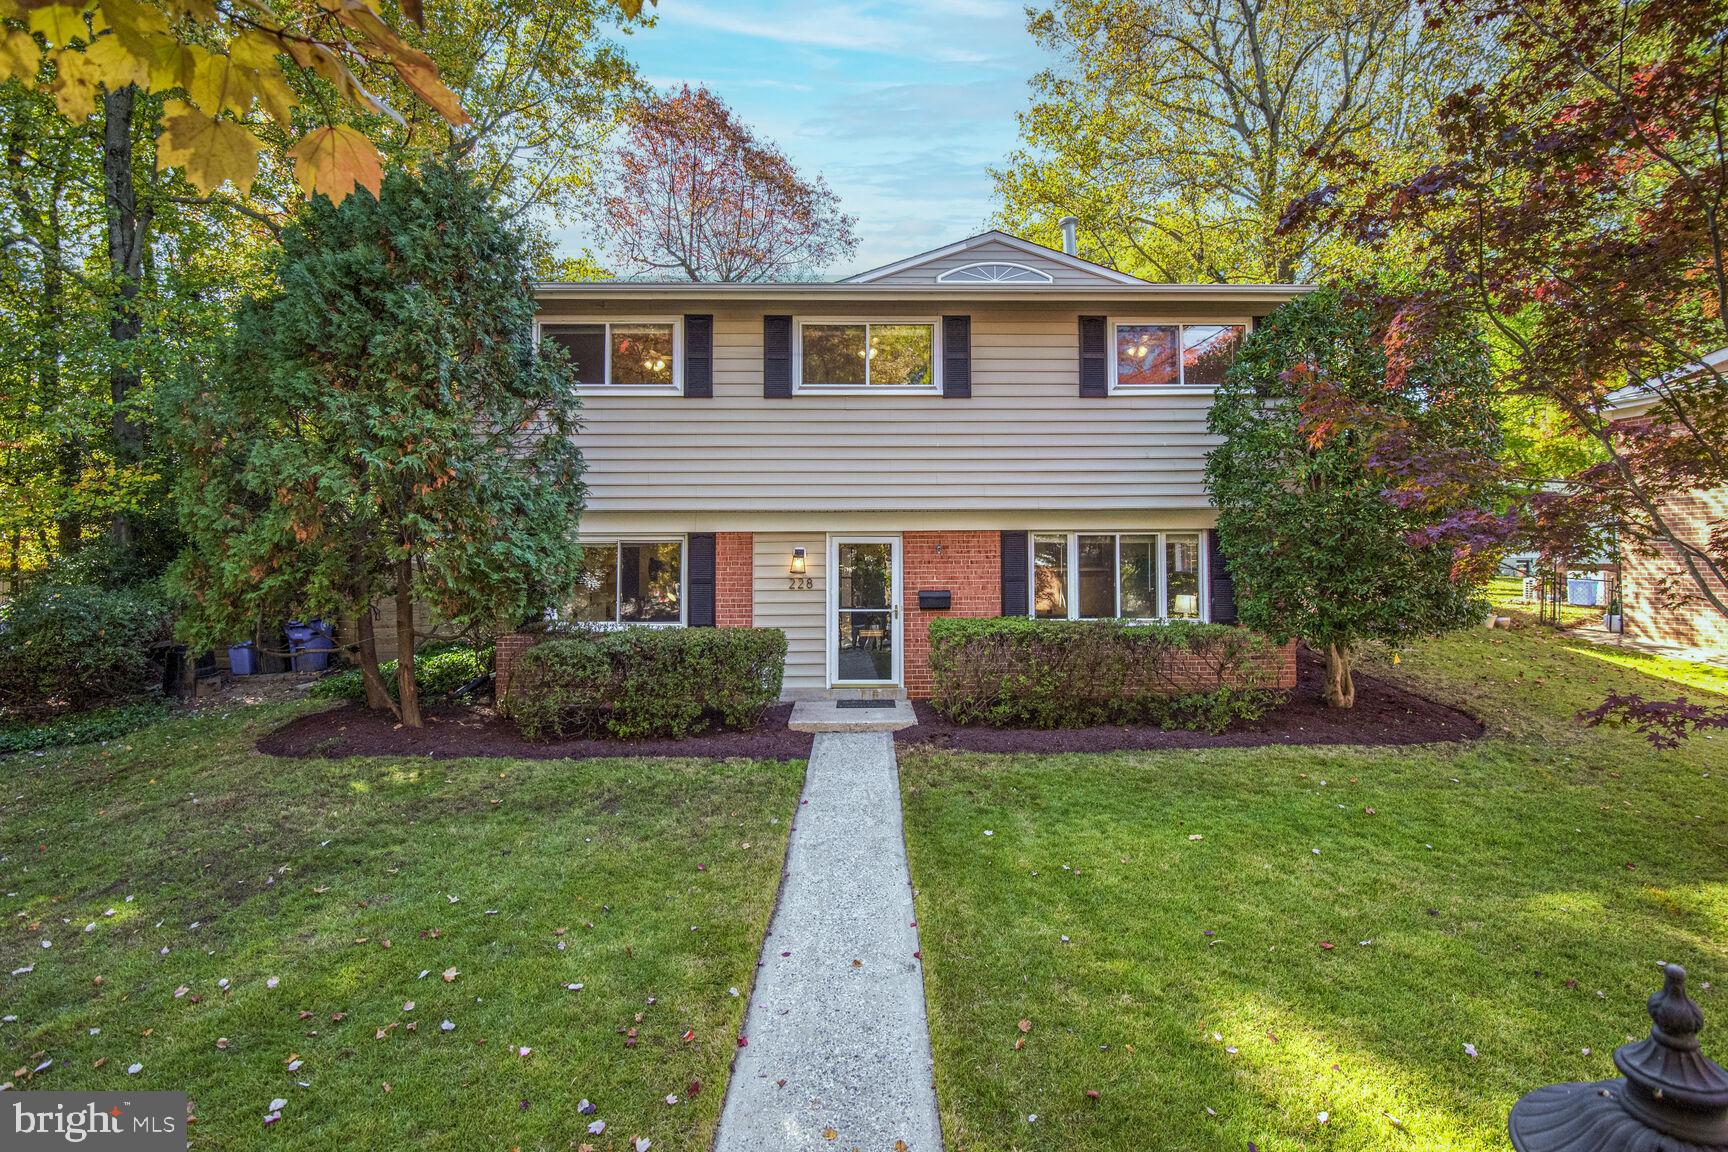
[1282,0,1728,739]
[169,162,586,726]
[1300,0,1728,624]
[592,85,857,282]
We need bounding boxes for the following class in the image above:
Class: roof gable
[842,230,1146,287]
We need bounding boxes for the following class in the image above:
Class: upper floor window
[538,319,680,391]
[796,320,939,393]
[1110,321,1246,391]
[1031,531,1205,621]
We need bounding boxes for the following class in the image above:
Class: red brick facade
[716,532,753,626]
[496,528,1299,705]
[1623,487,1728,652]
[900,531,1002,698]
[493,631,541,710]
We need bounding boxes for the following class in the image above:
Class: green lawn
[900,625,1728,1151]
[0,702,802,1150]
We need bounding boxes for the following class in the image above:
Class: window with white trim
[796,320,939,391]
[1110,321,1245,390]
[538,319,680,390]
[568,539,684,624]
[1031,532,1205,620]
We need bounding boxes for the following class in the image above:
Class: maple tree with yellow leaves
[0,0,648,203]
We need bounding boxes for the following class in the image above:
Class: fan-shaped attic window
[935,261,1054,284]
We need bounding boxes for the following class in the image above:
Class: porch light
[1508,963,1728,1151]
[790,547,807,575]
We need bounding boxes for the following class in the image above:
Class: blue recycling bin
[227,641,257,676]
[285,619,334,672]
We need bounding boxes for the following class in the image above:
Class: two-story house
[520,229,1310,699]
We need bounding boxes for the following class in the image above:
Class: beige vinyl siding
[858,238,1132,286]
[540,300,1245,515]
[752,532,827,695]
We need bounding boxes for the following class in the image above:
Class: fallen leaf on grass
[442,968,458,983]
[1018,1019,1031,1033]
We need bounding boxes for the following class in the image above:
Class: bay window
[1028,532,1206,620]
[569,539,684,625]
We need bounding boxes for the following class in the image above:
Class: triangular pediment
[842,230,1146,287]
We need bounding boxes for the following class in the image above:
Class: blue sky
[558,0,1049,277]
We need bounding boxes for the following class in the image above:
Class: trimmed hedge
[310,644,492,703]
[928,617,1282,731]
[505,627,786,741]
[0,584,172,714]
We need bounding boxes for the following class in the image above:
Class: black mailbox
[918,589,953,611]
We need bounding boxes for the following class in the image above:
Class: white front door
[828,536,901,687]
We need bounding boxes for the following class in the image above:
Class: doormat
[836,699,897,709]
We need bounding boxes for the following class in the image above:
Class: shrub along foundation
[926,617,1290,732]
[504,626,787,741]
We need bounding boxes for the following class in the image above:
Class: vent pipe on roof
[1058,215,1078,256]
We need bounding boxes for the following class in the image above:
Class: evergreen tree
[170,162,586,725]
[1206,286,1501,706]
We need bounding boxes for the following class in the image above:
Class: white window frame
[792,317,942,395]
[563,535,688,628]
[1107,318,1252,395]
[533,317,683,395]
[1028,531,1209,622]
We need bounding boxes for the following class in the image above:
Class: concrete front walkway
[716,731,943,1152]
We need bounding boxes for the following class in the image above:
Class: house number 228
[787,576,815,590]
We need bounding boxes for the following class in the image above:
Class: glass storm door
[830,537,901,686]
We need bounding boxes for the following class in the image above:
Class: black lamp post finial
[1510,964,1728,1151]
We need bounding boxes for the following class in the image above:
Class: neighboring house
[1604,348,1728,654]
[497,229,1310,699]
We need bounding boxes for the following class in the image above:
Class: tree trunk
[102,85,148,548]
[395,558,421,727]
[1323,642,1356,709]
[355,608,399,717]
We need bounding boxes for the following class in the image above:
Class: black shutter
[684,315,713,398]
[1078,315,1108,397]
[1207,529,1237,624]
[1000,531,1029,617]
[942,315,971,399]
[763,315,793,398]
[687,533,716,627]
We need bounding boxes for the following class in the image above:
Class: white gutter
[532,282,1316,305]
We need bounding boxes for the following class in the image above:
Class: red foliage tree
[594,86,858,281]
[1290,0,1728,588]
[1281,0,1728,741]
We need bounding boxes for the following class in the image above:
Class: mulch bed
[257,702,816,762]
[259,648,1480,763]
[893,646,1482,754]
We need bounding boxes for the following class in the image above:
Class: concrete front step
[788,698,918,732]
